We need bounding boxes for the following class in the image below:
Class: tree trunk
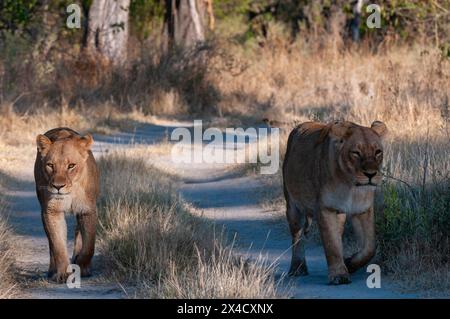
[164,0,209,49]
[85,0,130,65]
[351,0,365,42]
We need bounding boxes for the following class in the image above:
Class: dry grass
[227,27,449,294]
[0,107,284,298]
[0,184,17,298]
[0,101,170,177]
[97,153,284,298]
[0,101,147,145]
[0,106,88,183]
[218,34,448,129]
[0,19,448,296]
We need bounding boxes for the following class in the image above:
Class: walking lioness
[34,127,99,283]
[283,120,387,285]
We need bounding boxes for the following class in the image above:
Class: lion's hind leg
[71,223,82,264]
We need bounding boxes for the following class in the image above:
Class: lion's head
[36,130,94,196]
[321,120,387,188]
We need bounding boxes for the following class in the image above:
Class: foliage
[377,179,450,263]
[360,0,450,48]
[0,0,40,37]
[129,0,165,41]
[1,0,448,49]
[213,0,252,19]
[245,0,450,48]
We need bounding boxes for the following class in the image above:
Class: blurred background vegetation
[0,1,449,295]
[0,0,448,111]
[1,1,448,45]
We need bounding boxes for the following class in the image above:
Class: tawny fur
[34,127,99,283]
[283,120,387,285]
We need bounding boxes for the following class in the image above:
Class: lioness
[283,120,387,285]
[34,128,99,283]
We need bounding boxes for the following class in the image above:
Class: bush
[0,179,17,299]
[375,136,450,293]
[97,154,284,298]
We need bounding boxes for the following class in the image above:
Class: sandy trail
[6,121,419,298]
[153,160,419,298]
[175,170,419,298]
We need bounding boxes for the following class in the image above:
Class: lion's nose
[363,172,377,180]
[52,183,66,191]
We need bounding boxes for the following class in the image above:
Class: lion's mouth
[355,182,377,187]
[51,193,70,197]
[47,189,70,196]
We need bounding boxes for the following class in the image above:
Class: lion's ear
[79,134,94,150]
[36,134,52,156]
[371,121,387,138]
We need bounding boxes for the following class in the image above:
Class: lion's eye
[351,151,361,158]
[375,149,383,156]
[46,163,54,169]
[68,163,76,169]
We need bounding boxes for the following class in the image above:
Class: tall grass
[245,29,449,293]
[0,182,17,298]
[0,17,448,295]
[97,154,283,298]
[375,138,450,293]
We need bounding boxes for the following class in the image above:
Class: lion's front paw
[49,271,69,284]
[72,254,93,277]
[328,273,352,285]
[80,266,92,277]
[288,262,309,277]
[344,257,359,274]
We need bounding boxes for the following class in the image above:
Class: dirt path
[6,121,420,298]
[175,168,420,298]
[151,159,419,299]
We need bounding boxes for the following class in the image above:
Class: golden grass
[229,35,449,294]
[0,25,448,296]
[218,41,448,135]
[0,185,17,298]
[97,153,284,298]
